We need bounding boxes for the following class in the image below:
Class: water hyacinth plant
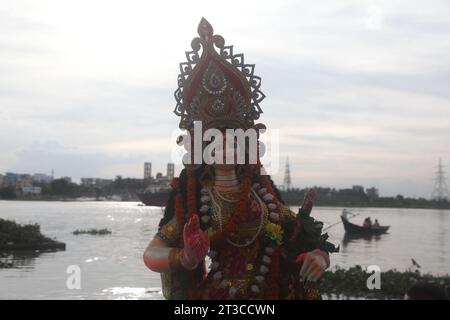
[320,265,450,299]
[72,228,112,235]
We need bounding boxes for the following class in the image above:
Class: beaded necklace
[208,187,266,247]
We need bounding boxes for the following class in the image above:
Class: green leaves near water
[0,218,51,246]
[320,265,450,299]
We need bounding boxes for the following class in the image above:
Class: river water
[0,200,448,299]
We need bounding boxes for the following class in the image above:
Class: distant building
[2,172,54,188]
[13,174,33,189]
[21,186,42,195]
[143,162,174,182]
[154,172,169,184]
[144,162,152,180]
[2,173,37,188]
[81,178,112,187]
[141,162,174,193]
[33,173,53,184]
[0,174,3,186]
[4,172,19,186]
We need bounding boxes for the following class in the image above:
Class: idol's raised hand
[296,249,330,282]
[180,215,210,270]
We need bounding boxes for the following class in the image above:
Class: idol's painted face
[210,132,240,169]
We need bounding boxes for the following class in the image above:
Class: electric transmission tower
[431,158,449,201]
[283,157,292,190]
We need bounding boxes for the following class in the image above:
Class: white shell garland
[262,255,271,265]
[258,188,267,195]
[201,215,211,224]
[200,195,211,203]
[269,212,280,222]
[260,265,269,274]
[219,280,228,288]
[250,285,260,294]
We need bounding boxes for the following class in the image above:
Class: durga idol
[143,18,337,300]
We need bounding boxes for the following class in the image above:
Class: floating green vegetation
[320,265,450,299]
[72,228,112,236]
[0,218,52,246]
[0,261,14,268]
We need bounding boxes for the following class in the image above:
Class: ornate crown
[173,18,266,131]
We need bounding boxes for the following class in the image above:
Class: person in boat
[341,209,350,221]
[373,219,380,228]
[143,18,338,300]
[363,217,372,228]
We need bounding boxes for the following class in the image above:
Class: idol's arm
[143,237,180,272]
[282,209,331,282]
[282,190,338,283]
[143,215,209,273]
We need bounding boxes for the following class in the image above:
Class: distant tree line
[279,187,450,209]
[2,178,449,209]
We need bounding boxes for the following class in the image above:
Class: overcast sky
[1,0,450,197]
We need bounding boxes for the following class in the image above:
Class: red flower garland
[171,178,185,226]
[265,249,281,299]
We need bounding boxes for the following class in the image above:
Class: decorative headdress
[173,18,266,132]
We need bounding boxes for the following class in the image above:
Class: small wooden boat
[341,216,389,235]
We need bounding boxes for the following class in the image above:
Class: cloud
[1,0,450,197]
[11,140,155,181]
